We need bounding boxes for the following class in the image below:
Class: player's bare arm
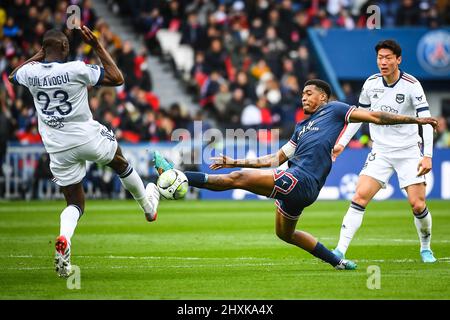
[79,25,124,86]
[8,48,45,83]
[349,108,438,129]
[210,149,288,170]
[334,108,438,162]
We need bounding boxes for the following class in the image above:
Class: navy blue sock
[185,171,208,188]
[310,242,341,267]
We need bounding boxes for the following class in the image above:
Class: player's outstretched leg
[107,146,158,222]
[275,210,357,270]
[184,170,275,197]
[56,182,84,278]
[184,169,356,270]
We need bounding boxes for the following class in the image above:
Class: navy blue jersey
[287,101,355,190]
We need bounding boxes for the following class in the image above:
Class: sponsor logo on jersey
[43,116,64,129]
[396,94,405,104]
[297,120,319,140]
[416,95,423,102]
[380,105,398,114]
[417,30,450,76]
[373,93,379,99]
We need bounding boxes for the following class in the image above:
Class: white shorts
[49,126,118,186]
[359,145,426,189]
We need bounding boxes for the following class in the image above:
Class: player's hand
[331,144,345,162]
[417,156,432,177]
[79,25,101,48]
[417,117,439,131]
[209,154,235,170]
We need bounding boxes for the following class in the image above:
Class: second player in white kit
[332,40,437,263]
[9,27,163,278]
[14,60,120,186]
[346,70,430,189]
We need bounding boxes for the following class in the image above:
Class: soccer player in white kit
[8,27,169,277]
[331,40,437,263]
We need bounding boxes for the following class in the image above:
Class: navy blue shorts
[269,169,318,220]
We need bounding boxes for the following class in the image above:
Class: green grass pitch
[0,199,449,299]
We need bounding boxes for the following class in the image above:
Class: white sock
[60,205,81,245]
[336,202,365,254]
[119,165,152,213]
[414,207,432,251]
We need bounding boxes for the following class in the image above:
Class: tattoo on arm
[378,112,418,125]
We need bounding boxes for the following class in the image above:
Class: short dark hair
[43,29,68,51]
[375,39,402,57]
[304,79,331,99]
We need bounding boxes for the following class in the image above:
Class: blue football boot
[150,150,173,174]
[420,249,437,263]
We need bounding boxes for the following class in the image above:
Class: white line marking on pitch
[2,255,273,260]
[2,255,450,265]
[5,259,450,272]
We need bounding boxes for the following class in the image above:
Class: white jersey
[14,61,104,153]
[359,71,429,151]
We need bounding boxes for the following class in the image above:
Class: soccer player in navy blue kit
[172,79,438,270]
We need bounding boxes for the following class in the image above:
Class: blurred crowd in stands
[0,0,186,148]
[0,0,450,198]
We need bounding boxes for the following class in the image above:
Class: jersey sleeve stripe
[401,76,415,84]
[345,106,356,123]
[367,74,381,81]
[282,142,296,159]
[358,102,371,108]
[13,73,19,84]
[289,140,297,146]
[416,106,430,113]
[94,67,105,87]
[402,73,417,83]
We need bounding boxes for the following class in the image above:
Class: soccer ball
[156,169,189,200]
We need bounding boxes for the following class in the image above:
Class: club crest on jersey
[416,95,423,102]
[396,94,405,104]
